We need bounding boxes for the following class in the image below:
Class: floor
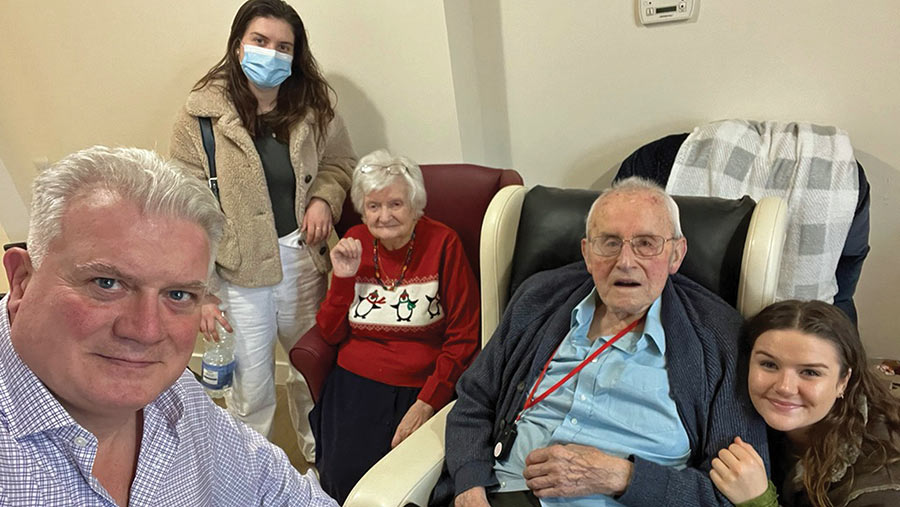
[193,336,310,473]
[271,385,313,473]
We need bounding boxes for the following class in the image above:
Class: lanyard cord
[516,316,644,422]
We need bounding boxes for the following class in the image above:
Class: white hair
[350,149,427,218]
[27,146,225,275]
[585,176,683,238]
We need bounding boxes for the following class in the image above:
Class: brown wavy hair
[193,0,334,143]
[743,300,900,507]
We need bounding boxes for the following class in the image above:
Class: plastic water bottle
[200,308,236,398]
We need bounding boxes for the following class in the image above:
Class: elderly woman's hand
[302,197,333,245]
[390,399,435,448]
[330,237,363,278]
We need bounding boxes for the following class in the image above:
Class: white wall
[0,222,10,294]
[0,154,28,295]
[0,156,28,242]
[490,0,900,358]
[298,1,463,162]
[0,1,463,211]
[0,0,897,357]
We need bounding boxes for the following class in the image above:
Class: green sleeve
[736,480,779,507]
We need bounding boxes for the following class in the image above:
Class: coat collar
[185,80,316,157]
[185,81,239,121]
[185,80,316,127]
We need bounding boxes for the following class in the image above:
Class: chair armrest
[345,401,453,507]
[479,185,527,347]
[288,325,337,404]
[738,196,788,318]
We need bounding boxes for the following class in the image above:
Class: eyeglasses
[359,163,410,176]
[588,235,676,258]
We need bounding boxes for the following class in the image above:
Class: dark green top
[737,480,779,507]
[254,119,298,238]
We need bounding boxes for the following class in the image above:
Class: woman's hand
[200,294,233,342]
[302,197,333,245]
[710,436,769,504]
[330,237,362,278]
[390,399,435,448]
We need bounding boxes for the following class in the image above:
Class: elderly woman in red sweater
[311,149,480,503]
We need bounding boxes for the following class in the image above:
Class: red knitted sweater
[316,216,480,410]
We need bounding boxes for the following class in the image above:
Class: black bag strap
[197,117,220,202]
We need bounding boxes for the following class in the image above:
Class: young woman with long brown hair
[711,300,900,506]
[170,0,355,463]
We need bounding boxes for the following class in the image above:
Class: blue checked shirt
[0,296,336,506]
[493,291,690,505]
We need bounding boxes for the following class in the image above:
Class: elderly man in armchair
[445,177,769,506]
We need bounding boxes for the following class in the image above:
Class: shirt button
[304,174,312,184]
[571,418,578,425]
[73,436,88,448]
[319,246,327,255]
[580,394,587,401]
[501,481,506,488]
[591,358,598,363]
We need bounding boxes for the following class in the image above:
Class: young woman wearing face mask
[710,300,900,507]
[170,0,356,463]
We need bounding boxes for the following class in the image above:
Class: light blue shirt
[493,290,690,506]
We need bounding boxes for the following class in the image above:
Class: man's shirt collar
[644,295,666,355]
[570,288,666,355]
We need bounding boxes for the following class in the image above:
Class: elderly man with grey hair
[312,148,480,503]
[0,146,335,506]
[444,177,769,506]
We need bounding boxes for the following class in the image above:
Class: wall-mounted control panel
[638,0,695,25]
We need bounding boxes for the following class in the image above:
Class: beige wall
[0,153,27,295]
[299,2,464,162]
[0,0,464,299]
[0,223,9,294]
[0,0,463,213]
[0,0,897,356]
[0,0,241,235]
[489,0,900,358]
[0,154,28,242]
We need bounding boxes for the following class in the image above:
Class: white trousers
[221,229,326,462]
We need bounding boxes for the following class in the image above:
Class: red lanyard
[516,316,644,422]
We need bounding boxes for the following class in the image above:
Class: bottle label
[201,360,235,390]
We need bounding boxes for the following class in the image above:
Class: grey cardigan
[440,262,769,505]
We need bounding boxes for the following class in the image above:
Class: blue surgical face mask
[240,44,293,89]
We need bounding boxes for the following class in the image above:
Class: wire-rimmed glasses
[358,162,410,176]
[588,234,676,258]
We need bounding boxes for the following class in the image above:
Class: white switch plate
[638,0,695,25]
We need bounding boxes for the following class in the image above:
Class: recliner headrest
[509,186,755,307]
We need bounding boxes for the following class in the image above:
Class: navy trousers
[310,366,419,505]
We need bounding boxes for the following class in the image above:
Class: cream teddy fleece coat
[170,82,356,288]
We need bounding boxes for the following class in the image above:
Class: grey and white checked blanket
[667,119,858,303]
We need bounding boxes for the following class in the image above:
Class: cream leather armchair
[345,185,788,507]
